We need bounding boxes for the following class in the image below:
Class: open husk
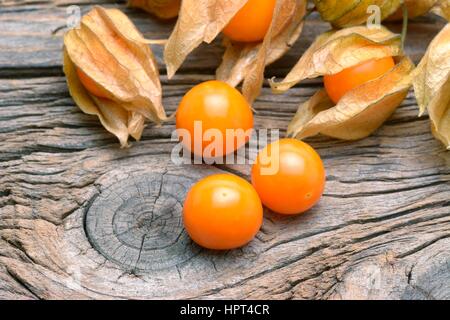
[288,57,414,140]
[164,0,248,78]
[63,6,166,147]
[270,26,414,140]
[128,0,181,19]
[413,23,450,149]
[313,0,401,28]
[218,0,306,103]
[270,26,402,93]
[164,0,306,103]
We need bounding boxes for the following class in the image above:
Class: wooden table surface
[1,0,450,300]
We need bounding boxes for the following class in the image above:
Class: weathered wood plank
[1,73,449,299]
[0,0,449,300]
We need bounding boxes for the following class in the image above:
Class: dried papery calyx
[63,6,166,148]
[413,23,450,149]
[387,0,435,20]
[218,0,306,104]
[270,26,403,92]
[313,0,401,28]
[164,0,307,103]
[269,26,414,140]
[288,57,414,140]
[128,0,181,19]
[387,0,448,20]
[164,0,247,78]
[432,0,450,20]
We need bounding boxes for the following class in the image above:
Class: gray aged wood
[0,0,449,300]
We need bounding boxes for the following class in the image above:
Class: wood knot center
[85,172,201,272]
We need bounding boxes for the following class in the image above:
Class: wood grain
[0,0,449,300]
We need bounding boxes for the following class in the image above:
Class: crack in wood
[5,267,40,300]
